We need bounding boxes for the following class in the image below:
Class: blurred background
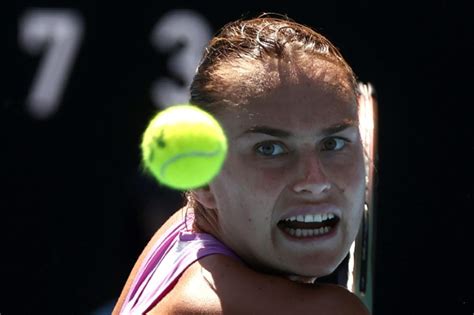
[1,1,473,314]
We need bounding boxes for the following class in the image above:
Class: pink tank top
[119,213,240,314]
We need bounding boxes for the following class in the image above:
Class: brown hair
[185,14,360,230]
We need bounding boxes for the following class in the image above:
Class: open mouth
[277,213,340,238]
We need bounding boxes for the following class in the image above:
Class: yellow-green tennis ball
[141,104,228,190]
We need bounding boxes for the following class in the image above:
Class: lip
[278,203,342,222]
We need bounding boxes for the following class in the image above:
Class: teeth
[284,213,336,223]
[284,226,332,238]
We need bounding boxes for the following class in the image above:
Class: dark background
[1,1,473,314]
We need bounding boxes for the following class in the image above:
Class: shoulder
[113,209,186,315]
[148,254,369,314]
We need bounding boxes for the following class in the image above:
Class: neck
[287,275,317,284]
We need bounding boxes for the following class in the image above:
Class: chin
[292,253,346,278]
[299,265,337,278]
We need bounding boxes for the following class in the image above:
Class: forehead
[217,78,358,137]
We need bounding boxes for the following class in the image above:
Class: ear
[191,185,217,209]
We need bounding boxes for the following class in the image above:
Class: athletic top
[119,213,240,314]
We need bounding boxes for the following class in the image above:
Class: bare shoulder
[112,209,186,315]
[148,254,370,315]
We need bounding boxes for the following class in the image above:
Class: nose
[292,152,331,195]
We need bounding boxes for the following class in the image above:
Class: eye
[255,142,287,157]
[322,137,348,151]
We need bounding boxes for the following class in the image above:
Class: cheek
[338,157,366,217]
[252,167,286,191]
[229,154,288,193]
[212,158,264,213]
[325,150,365,192]
[345,163,365,194]
[213,157,286,223]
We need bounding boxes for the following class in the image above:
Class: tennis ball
[141,104,228,190]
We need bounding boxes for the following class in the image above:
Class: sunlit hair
[191,14,359,110]
[186,14,362,231]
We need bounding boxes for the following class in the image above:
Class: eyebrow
[240,120,357,138]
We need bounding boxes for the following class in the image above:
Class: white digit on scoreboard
[150,10,212,109]
[19,9,84,119]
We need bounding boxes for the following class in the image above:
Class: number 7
[19,9,84,119]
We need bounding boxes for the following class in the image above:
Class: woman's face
[203,74,366,278]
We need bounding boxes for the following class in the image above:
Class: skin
[113,66,369,314]
[194,72,366,280]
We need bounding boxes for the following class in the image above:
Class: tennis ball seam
[160,146,224,178]
[142,104,227,190]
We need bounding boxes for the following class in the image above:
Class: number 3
[150,10,212,109]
